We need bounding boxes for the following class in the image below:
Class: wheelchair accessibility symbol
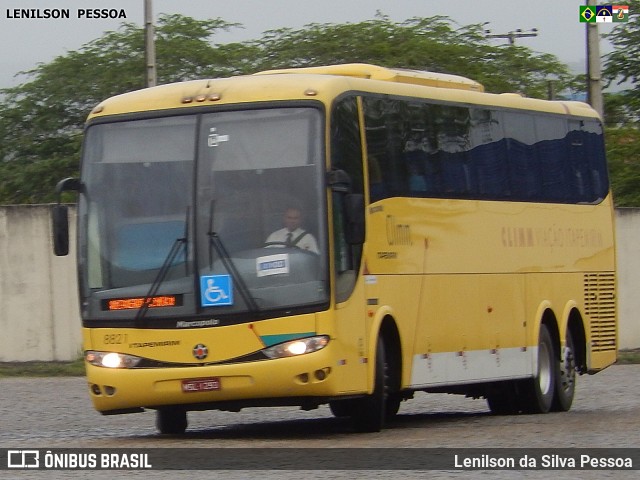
[200,275,233,307]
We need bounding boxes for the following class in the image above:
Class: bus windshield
[78,107,328,322]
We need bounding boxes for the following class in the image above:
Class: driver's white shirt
[265,227,319,254]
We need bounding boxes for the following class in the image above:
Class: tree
[0,14,246,203]
[0,13,577,204]
[606,127,640,207]
[252,14,574,97]
[603,0,640,119]
[602,3,640,206]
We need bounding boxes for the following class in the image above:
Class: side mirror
[328,169,365,244]
[52,204,70,256]
[345,193,365,245]
[51,177,81,257]
[327,169,351,193]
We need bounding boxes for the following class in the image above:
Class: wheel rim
[538,342,552,394]
[560,345,576,393]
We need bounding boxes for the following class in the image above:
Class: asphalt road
[1,365,638,479]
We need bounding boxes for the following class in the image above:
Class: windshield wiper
[135,207,189,325]
[208,201,260,314]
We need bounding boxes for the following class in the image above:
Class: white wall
[0,205,638,361]
[614,208,640,350]
[0,205,81,361]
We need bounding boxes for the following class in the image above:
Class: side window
[332,97,364,194]
[504,112,541,200]
[363,97,407,200]
[536,115,570,201]
[363,98,441,199]
[469,108,508,198]
[568,119,609,203]
[361,95,609,205]
[434,105,474,196]
[402,103,433,195]
[363,98,483,199]
[331,96,364,302]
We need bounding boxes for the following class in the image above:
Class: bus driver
[265,207,319,254]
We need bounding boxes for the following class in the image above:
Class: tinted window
[331,96,365,302]
[362,96,609,204]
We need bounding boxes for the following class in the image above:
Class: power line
[485,28,539,46]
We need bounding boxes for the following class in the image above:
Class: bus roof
[88,64,599,121]
[254,63,485,92]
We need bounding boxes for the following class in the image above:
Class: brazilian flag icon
[580,6,596,22]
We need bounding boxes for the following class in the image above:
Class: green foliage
[0,359,86,377]
[0,14,243,204]
[606,127,640,206]
[251,14,574,97]
[604,1,640,84]
[0,13,616,205]
[600,0,639,190]
[617,349,640,364]
[604,92,638,126]
[604,1,640,120]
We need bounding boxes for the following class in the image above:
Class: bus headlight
[261,335,330,359]
[85,351,143,369]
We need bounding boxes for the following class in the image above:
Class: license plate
[181,377,220,393]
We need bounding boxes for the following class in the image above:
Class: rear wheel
[156,407,187,434]
[552,329,577,412]
[521,324,556,413]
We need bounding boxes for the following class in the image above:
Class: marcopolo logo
[192,344,209,360]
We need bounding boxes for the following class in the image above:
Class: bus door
[329,96,368,393]
[331,189,368,393]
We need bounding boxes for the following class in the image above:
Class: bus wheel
[329,399,354,418]
[352,338,388,433]
[521,324,556,414]
[385,393,402,421]
[156,407,187,434]
[487,381,519,415]
[552,329,576,412]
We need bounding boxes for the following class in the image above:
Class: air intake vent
[584,272,617,352]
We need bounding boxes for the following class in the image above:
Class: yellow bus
[53,63,617,434]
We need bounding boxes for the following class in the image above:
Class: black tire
[552,329,577,412]
[329,399,354,418]
[385,393,402,421]
[351,338,388,432]
[521,324,556,414]
[156,407,187,434]
[487,381,520,415]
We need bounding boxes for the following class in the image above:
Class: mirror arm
[52,177,81,257]
[55,177,82,204]
[326,169,351,193]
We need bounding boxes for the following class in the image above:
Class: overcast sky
[0,0,623,89]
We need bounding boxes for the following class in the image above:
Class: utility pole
[586,0,604,118]
[144,0,157,87]
[485,28,538,46]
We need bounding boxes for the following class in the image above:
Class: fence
[0,204,638,362]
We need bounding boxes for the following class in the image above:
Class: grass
[0,358,86,378]
[0,350,638,377]
[617,349,640,365]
